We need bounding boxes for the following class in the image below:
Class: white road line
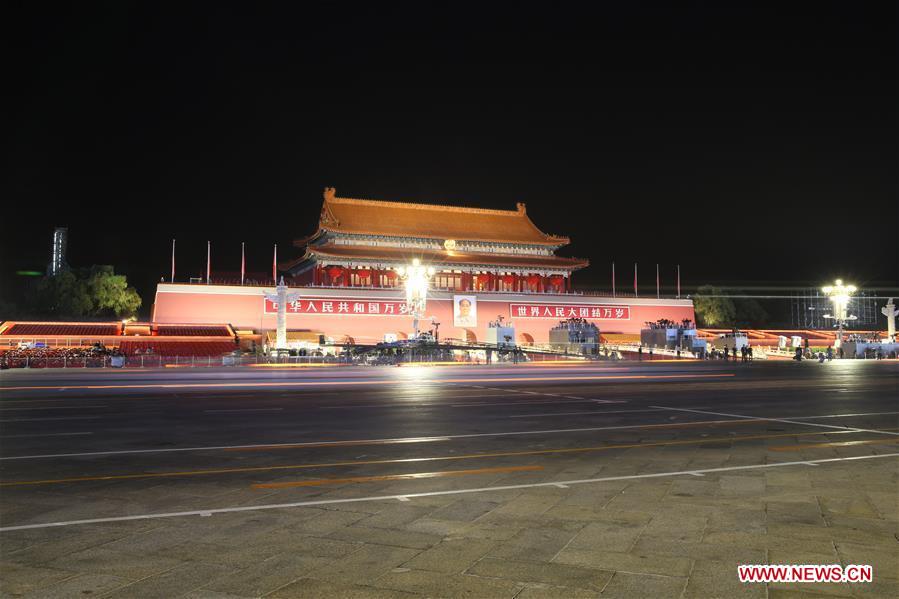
[3,452,896,532]
[510,408,666,418]
[451,399,597,407]
[0,417,770,461]
[320,394,526,409]
[650,406,899,437]
[203,408,284,413]
[2,432,94,439]
[0,405,109,412]
[788,412,899,420]
[0,416,103,423]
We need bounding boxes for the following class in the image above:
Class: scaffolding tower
[791,289,880,329]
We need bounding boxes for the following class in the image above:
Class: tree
[693,285,736,327]
[85,266,142,317]
[25,266,141,319]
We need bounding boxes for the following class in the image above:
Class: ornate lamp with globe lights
[397,259,435,339]
[822,279,857,350]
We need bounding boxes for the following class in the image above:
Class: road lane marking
[786,411,899,420]
[769,438,899,451]
[510,408,666,418]
[651,406,899,437]
[0,416,102,423]
[451,399,600,407]
[204,408,285,413]
[223,437,452,452]
[0,415,866,461]
[2,452,896,532]
[251,465,543,489]
[0,372,735,392]
[0,429,863,487]
[0,417,787,461]
[0,405,108,411]
[2,432,94,439]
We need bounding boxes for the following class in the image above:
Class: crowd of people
[644,318,694,330]
[0,344,122,369]
[556,317,595,329]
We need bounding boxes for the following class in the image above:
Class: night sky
[5,3,897,315]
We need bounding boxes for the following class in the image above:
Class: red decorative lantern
[327,266,344,279]
[384,270,398,280]
[476,274,491,286]
[502,275,515,285]
[356,269,371,279]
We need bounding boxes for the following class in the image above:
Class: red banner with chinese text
[264,298,409,316]
[510,304,630,320]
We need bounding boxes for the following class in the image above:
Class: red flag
[241,242,246,286]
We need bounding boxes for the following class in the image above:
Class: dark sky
[5,2,897,313]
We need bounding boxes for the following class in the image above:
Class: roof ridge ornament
[320,187,339,227]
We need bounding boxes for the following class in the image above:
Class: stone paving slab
[371,568,524,597]
[18,573,131,599]
[103,562,232,599]
[466,556,613,591]
[402,538,496,574]
[0,561,77,596]
[598,571,687,598]
[304,544,422,585]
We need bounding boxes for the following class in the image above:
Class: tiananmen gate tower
[151,188,695,346]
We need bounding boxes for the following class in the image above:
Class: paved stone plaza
[1,362,897,597]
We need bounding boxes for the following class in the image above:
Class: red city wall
[152,284,695,345]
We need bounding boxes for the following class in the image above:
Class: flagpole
[677,264,681,299]
[272,244,277,283]
[656,264,660,299]
[611,262,616,297]
[170,239,175,283]
[206,241,211,284]
[634,263,638,297]
[241,242,246,286]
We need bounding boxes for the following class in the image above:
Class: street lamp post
[397,259,435,339]
[822,279,857,351]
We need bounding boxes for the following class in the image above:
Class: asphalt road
[1,360,897,598]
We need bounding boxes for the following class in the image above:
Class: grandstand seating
[2,323,119,336]
[156,326,232,337]
[118,340,237,357]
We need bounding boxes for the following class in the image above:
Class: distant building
[48,227,68,276]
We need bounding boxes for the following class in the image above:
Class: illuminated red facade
[152,189,695,343]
